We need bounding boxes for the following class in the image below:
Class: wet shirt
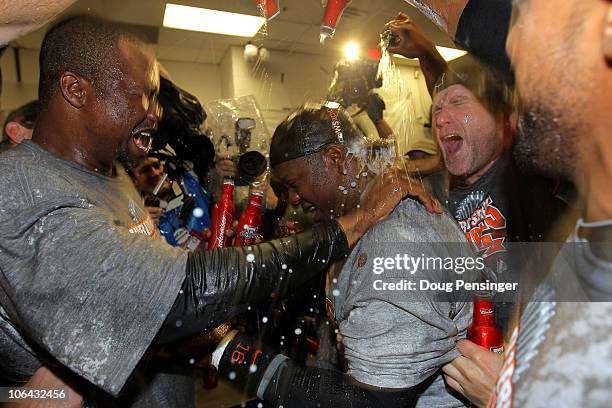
[489,219,612,407]
[446,158,526,275]
[0,141,188,404]
[331,199,477,406]
[445,156,568,330]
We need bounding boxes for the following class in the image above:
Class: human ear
[5,122,26,144]
[59,72,88,108]
[322,145,346,175]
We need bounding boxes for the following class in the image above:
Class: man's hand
[336,165,442,246]
[386,12,437,60]
[385,12,447,95]
[215,157,237,179]
[146,206,163,226]
[442,339,504,408]
[399,0,470,38]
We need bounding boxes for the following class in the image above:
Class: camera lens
[237,151,267,185]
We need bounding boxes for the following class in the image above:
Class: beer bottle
[467,295,504,353]
[233,187,264,246]
[208,178,236,249]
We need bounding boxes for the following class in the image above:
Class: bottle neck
[247,192,263,208]
[473,298,496,326]
[220,182,234,201]
[243,192,264,215]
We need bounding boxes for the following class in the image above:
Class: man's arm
[401,0,469,38]
[0,0,77,45]
[211,333,420,408]
[156,219,349,344]
[374,119,394,139]
[159,166,442,343]
[400,0,513,80]
[365,94,395,139]
[0,164,437,396]
[442,339,504,408]
[385,13,447,95]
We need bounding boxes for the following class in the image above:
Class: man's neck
[33,110,115,176]
[452,157,500,188]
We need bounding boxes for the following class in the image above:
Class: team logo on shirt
[454,191,507,258]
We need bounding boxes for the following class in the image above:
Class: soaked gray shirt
[332,199,476,406]
[0,141,188,404]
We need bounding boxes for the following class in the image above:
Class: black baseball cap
[270,102,362,167]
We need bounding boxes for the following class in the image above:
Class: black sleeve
[215,334,420,408]
[455,0,514,83]
[157,220,349,344]
[261,359,419,408]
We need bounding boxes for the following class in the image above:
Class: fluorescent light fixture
[343,42,360,61]
[435,46,468,61]
[394,46,467,62]
[163,3,265,37]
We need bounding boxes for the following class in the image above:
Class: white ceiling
[12,0,455,65]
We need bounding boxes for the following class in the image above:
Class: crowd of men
[0,0,610,407]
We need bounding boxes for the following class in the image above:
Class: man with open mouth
[208,102,478,408]
[0,16,432,408]
[391,1,612,406]
[431,56,568,333]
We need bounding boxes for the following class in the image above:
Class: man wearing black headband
[211,102,481,407]
[0,16,432,407]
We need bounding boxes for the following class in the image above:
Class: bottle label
[240,225,258,240]
[480,308,494,315]
[490,346,504,353]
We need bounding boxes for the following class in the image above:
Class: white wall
[158,59,222,103]
[221,45,435,154]
[1,45,435,155]
[225,46,337,129]
[1,48,40,111]
[0,47,223,110]
[219,47,234,99]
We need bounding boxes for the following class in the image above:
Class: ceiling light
[435,46,468,62]
[163,3,265,37]
[343,42,360,61]
[393,46,467,62]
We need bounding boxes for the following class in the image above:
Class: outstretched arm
[212,333,420,408]
[400,0,513,80]
[401,0,469,38]
[385,13,447,95]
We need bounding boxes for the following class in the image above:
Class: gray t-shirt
[0,141,188,404]
[332,199,476,406]
[490,219,612,407]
